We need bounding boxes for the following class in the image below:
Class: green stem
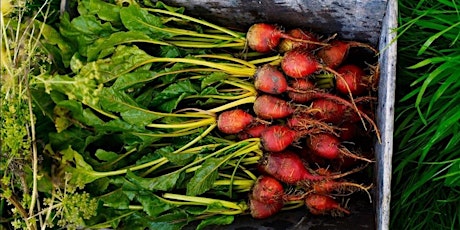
[207,96,257,113]
[173,123,217,153]
[145,8,245,39]
[128,57,256,76]
[146,117,216,129]
[213,179,255,187]
[92,157,169,178]
[194,54,257,69]
[248,55,282,65]
[162,193,245,211]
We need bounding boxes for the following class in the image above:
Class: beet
[253,95,295,120]
[251,175,285,204]
[254,64,288,95]
[278,28,320,53]
[336,64,367,96]
[260,125,297,152]
[217,109,254,134]
[317,40,378,69]
[305,194,350,216]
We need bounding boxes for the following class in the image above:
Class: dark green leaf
[186,157,222,196]
[196,215,234,230]
[126,170,183,191]
[95,149,119,162]
[120,5,173,38]
[156,146,196,166]
[146,211,190,230]
[79,0,121,23]
[100,189,130,209]
[136,190,176,217]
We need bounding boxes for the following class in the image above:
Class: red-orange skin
[254,64,288,94]
[310,98,347,124]
[260,125,297,152]
[247,23,283,53]
[307,133,341,160]
[253,95,295,120]
[281,49,320,78]
[278,28,319,52]
[305,194,350,215]
[238,123,268,140]
[249,194,284,219]
[217,109,254,134]
[258,151,324,184]
[287,78,317,103]
[252,175,285,204]
[336,64,367,96]
[317,40,349,69]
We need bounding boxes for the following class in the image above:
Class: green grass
[391,0,460,229]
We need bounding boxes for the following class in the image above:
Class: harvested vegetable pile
[1,0,380,229]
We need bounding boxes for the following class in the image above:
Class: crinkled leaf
[87,31,155,61]
[49,128,92,152]
[79,45,153,84]
[196,215,234,230]
[120,5,173,38]
[79,0,121,23]
[63,14,118,56]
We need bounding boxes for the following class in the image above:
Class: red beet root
[317,40,378,69]
[278,28,320,53]
[336,64,367,96]
[260,125,297,152]
[287,78,317,103]
[249,194,284,219]
[310,98,347,124]
[257,151,325,184]
[281,49,320,78]
[254,64,288,95]
[252,175,285,204]
[306,133,373,162]
[246,23,284,53]
[253,95,295,120]
[305,194,350,216]
[238,123,269,140]
[310,179,373,195]
[217,109,254,134]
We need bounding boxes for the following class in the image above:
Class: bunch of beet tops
[38,1,380,229]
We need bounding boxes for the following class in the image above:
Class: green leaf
[120,5,173,38]
[87,31,158,61]
[155,146,196,166]
[150,79,198,112]
[186,157,222,196]
[100,189,130,209]
[126,170,183,192]
[99,88,163,126]
[196,215,234,230]
[201,72,228,89]
[135,190,176,217]
[146,211,190,230]
[79,0,121,23]
[95,149,119,162]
